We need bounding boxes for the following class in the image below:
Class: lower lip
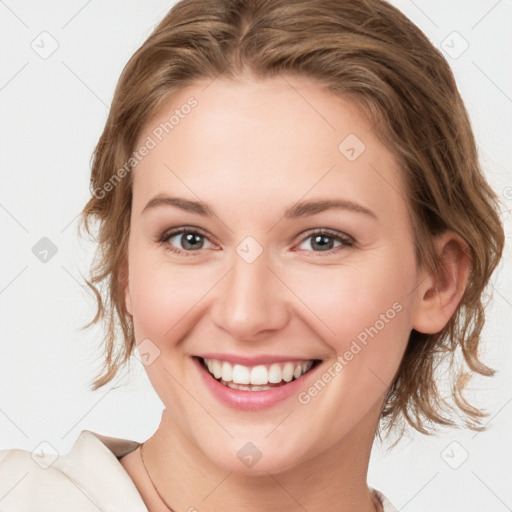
[193,357,319,411]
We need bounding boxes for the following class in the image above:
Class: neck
[141,404,383,512]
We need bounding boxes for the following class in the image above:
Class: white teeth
[250,365,269,385]
[212,360,223,379]
[225,382,273,391]
[202,358,316,387]
[232,364,250,384]
[221,361,233,382]
[282,362,294,382]
[268,363,282,383]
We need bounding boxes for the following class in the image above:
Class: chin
[198,434,314,477]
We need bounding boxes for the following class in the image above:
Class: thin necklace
[140,442,383,512]
[140,441,176,512]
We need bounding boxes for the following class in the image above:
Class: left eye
[159,228,215,254]
[296,231,354,253]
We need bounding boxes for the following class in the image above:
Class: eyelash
[157,227,355,257]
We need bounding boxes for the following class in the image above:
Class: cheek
[289,255,416,363]
[127,253,215,345]
[289,262,416,425]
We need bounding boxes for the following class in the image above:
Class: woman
[0,0,504,511]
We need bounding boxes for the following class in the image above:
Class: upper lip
[195,353,320,366]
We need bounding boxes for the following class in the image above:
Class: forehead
[131,75,408,225]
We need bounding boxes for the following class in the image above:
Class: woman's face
[124,75,425,474]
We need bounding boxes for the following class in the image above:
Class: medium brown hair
[79,0,505,441]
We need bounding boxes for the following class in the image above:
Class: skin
[118,74,470,512]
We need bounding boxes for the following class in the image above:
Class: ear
[119,256,133,317]
[412,231,471,334]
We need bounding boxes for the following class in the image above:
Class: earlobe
[412,232,471,334]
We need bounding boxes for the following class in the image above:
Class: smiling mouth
[198,357,321,391]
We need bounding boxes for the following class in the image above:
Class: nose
[210,251,290,342]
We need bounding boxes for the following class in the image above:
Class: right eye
[158,227,218,256]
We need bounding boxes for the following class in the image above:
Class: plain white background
[0,1,511,510]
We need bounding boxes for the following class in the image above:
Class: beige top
[0,430,398,511]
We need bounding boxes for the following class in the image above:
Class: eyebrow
[142,194,377,219]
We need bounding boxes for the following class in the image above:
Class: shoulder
[0,446,101,511]
[0,431,147,512]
